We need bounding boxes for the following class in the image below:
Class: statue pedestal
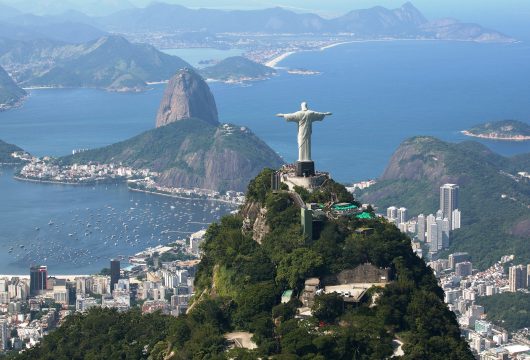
[296,161,315,177]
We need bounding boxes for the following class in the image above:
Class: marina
[0,167,236,275]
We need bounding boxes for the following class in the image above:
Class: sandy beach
[265,51,298,68]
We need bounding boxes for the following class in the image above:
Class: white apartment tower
[417,214,426,242]
[440,184,459,226]
[397,207,408,224]
[386,206,397,220]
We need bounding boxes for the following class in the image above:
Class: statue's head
[301,102,308,111]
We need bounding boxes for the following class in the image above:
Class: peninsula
[462,120,530,141]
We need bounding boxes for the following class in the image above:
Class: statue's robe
[283,110,327,161]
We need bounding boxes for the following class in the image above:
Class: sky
[2,0,530,39]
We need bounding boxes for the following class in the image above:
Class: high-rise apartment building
[397,207,408,224]
[29,265,47,296]
[426,214,436,244]
[110,259,120,292]
[440,184,459,225]
[429,222,439,253]
[417,214,426,242]
[451,209,461,230]
[448,252,470,269]
[386,206,397,220]
[441,217,451,249]
[509,265,528,292]
[0,319,8,351]
[455,261,473,277]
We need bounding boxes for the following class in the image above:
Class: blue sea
[0,40,529,274]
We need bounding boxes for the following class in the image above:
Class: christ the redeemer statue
[276,102,332,162]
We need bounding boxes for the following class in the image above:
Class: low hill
[462,120,530,141]
[0,139,24,163]
[0,35,191,91]
[13,169,473,359]
[60,118,284,192]
[358,136,530,269]
[0,65,26,110]
[200,56,277,82]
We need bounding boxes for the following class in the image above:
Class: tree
[311,293,344,323]
[276,248,323,289]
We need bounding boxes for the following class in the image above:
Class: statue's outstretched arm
[277,113,298,122]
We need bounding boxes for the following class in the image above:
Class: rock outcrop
[156,69,219,128]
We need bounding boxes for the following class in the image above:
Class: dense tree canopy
[13,168,473,360]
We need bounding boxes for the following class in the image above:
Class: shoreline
[461,130,530,141]
[13,175,123,186]
[128,186,242,205]
[264,37,519,69]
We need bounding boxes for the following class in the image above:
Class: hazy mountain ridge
[0,65,26,109]
[358,136,530,269]
[0,2,512,42]
[82,2,514,42]
[0,35,191,91]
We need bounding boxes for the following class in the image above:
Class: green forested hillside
[0,139,23,163]
[14,169,473,359]
[359,137,530,269]
[200,56,276,82]
[0,35,190,91]
[60,118,284,192]
[477,293,530,332]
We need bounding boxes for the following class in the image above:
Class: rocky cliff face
[156,69,219,128]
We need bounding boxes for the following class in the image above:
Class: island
[200,56,276,83]
[461,120,530,141]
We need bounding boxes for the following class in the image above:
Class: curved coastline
[461,130,530,141]
[13,175,124,185]
[128,186,242,205]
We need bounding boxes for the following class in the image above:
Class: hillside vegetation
[0,139,23,163]
[477,293,530,332]
[200,56,276,82]
[0,35,190,91]
[359,136,530,269]
[60,118,284,192]
[463,120,530,140]
[14,169,473,359]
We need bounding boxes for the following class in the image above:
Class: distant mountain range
[0,35,191,91]
[0,65,26,109]
[87,2,513,42]
[358,137,530,269]
[0,2,515,43]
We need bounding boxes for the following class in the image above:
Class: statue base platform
[296,161,315,177]
[280,172,329,192]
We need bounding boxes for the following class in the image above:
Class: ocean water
[1,40,529,274]
[0,167,235,275]
[162,48,244,68]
